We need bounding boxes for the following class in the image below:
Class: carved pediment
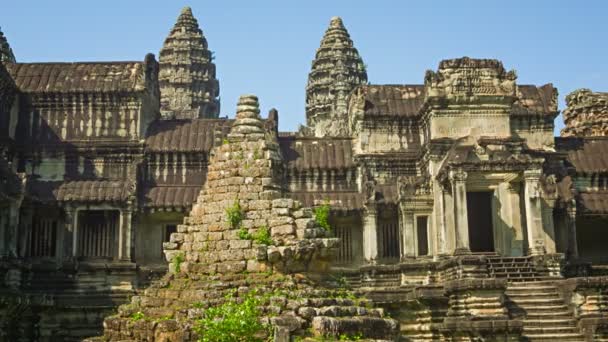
[424,57,517,105]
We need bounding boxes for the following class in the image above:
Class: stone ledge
[444,278,507,293]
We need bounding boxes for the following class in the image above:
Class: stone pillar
[566,201,578,259]
[433,181,447,256]
[362,207,378,263]
[7,202,20,257]
[523,170,545,255]
[542,199,557,254]
[72,209,80,257]
[119,207,133,261]
[63,207,75,261]
[0,207,6,256]
[449,170,470,255]
[18,207,32,257]
[401,208,416,258]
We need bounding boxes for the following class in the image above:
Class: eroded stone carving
[305,17,367,137]
[159,7,220,119]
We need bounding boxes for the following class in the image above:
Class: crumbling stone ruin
[1,6,608,342]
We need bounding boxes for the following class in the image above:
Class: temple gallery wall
[1,7,608,342]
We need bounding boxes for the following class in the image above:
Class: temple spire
[159,7,220,119]
[305,16,367,137]
[0,27,15,63]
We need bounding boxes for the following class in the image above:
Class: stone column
[0,207,6,256]
[362,206,378,263]
[542,199,557,254]
[7,202,20,257]
[63,207,75,261]
[18,207,33,257]
[72,209,80,257]
[433,180,447,256]
[449,170,470,255]
[401,208,416,258]
[119,207,133,261]
[523,170,545,255]
[566,201,578,259]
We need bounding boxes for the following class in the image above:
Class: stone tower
[0,27,15,63]
[159,7,220,119]
[562,88,608,137]
[305,17,367,137]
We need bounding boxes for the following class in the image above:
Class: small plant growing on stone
[238,227,252,240]
[225,199,244,229]
[193,289,271,342]
[130,311,145,322]
[252,226,273,246]
[172,253,185,273]
[253,147,261,160]
[314,201,331,231]
[222,138,229,145]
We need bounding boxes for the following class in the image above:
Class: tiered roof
[159,7,220,119]
[305,17,367,137]
[0,27,15,63]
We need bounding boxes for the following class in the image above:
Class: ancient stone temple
[159,7,220,119]
[305,17,368,137]
[1,7,608,342]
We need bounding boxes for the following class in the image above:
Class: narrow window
[417,216,429,256]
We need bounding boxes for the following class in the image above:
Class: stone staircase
[487,256,541,282]
[506,281,585,342]
[302,291,398,339]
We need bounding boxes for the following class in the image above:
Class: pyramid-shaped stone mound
[101,95,398,341]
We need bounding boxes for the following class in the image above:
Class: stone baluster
[449,169,470,255]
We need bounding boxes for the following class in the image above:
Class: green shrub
[314,202,331,231]
[226,200,244,229]
[252,226,273,246]
[238,227,252,240]
[130,311,145,322]
[172,253,185,273]
[194,290,271,342]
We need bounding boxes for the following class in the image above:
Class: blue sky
[2,1,607,134]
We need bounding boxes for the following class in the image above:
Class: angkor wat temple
[1,7,608,342]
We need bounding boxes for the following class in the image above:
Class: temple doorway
[467,192,495,252]
[577,216,608,264]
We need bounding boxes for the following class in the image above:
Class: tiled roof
[145,119,232,153]
[141,185,200,208]
[356,84,425,117]
[5,59,151,93]
[557,137,608,174]
[289,191,363,210]
[280,137,354,170]
[512,84,558,116]
[27,180,135,203]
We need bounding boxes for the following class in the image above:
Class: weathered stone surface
[305,17,367,137]
[562,88,608,137]
[159,7,220,119]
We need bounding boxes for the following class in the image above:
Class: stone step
[506,292,561,299]
[523,311,574,319]
[311,316,397,339]
[507,297,566,306]
[524,325,581,334]
[510,304,570,313]
[524,318,577,326]
[522,332,585,341]
[312,305,383,317]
